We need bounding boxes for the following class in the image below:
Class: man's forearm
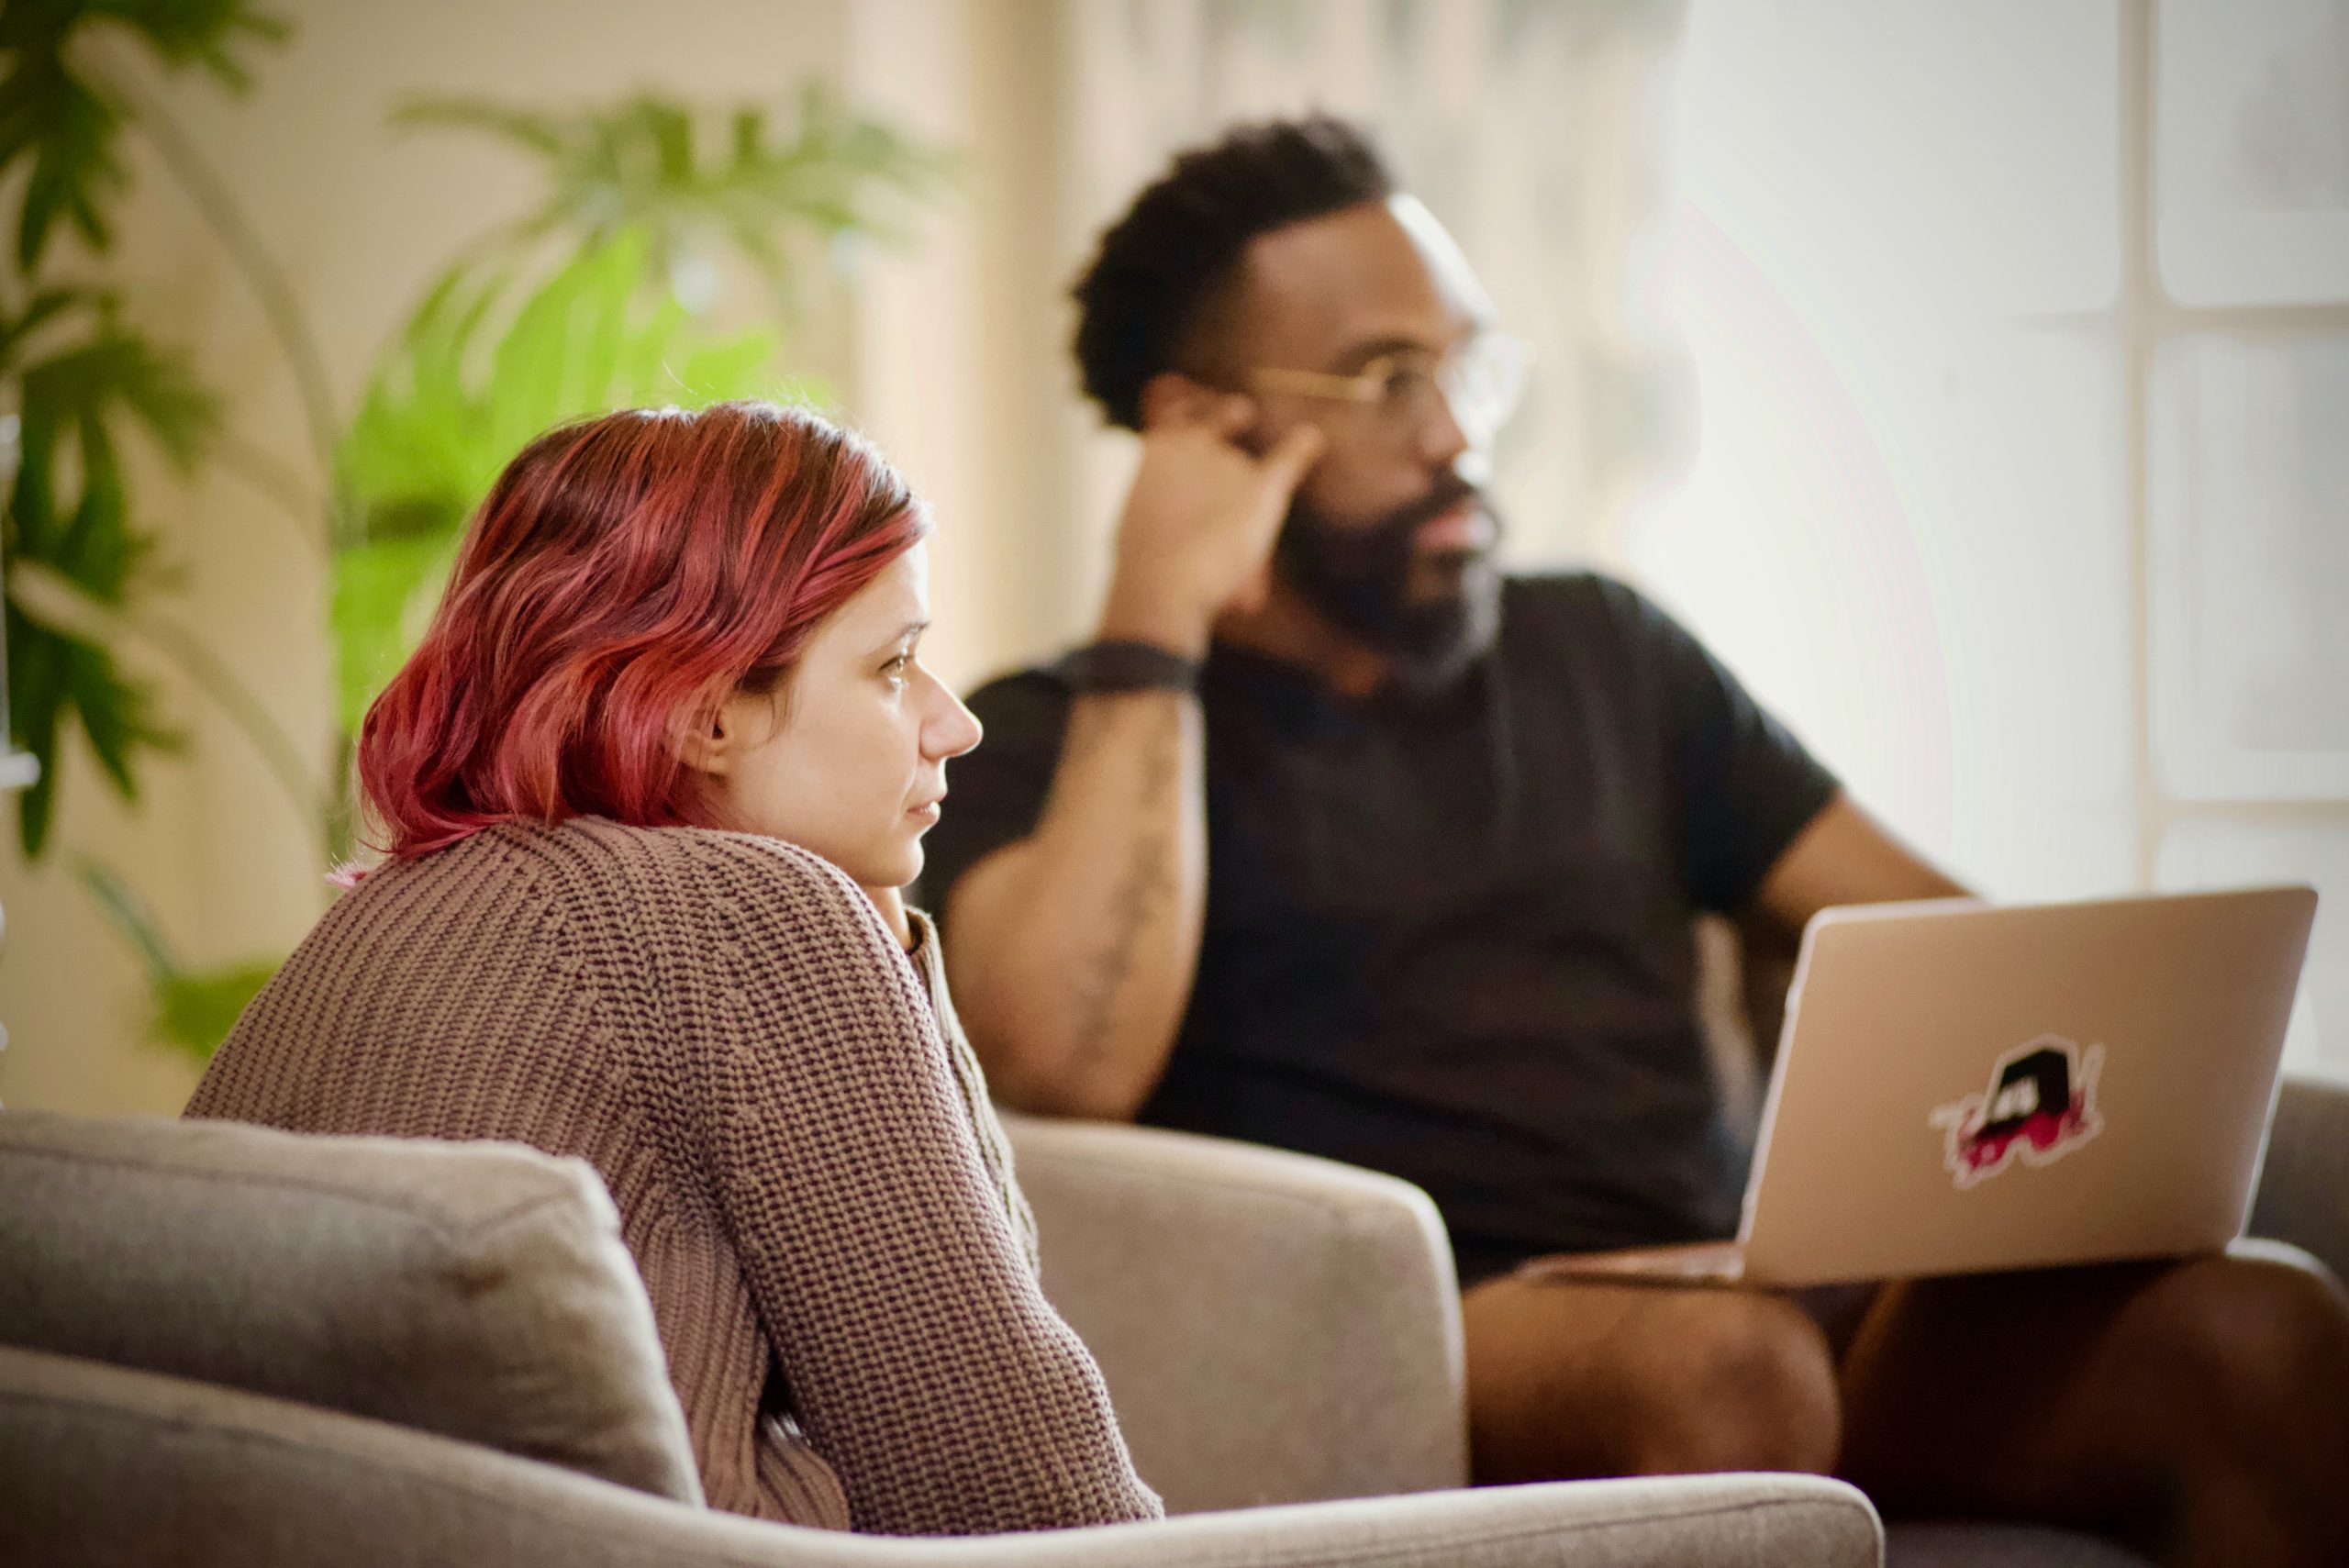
[944,408,1321,1118]
[942,689,1206,1120]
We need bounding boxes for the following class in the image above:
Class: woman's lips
[907,798,943,825]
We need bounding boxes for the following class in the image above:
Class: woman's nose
[923,678,983,761]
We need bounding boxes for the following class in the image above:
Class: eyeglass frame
[1241,330,1531,448]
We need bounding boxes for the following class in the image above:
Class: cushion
[0,1110,702,1505]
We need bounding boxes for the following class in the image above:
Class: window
[1634,0,2349,1077]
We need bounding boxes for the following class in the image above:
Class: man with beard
[919,117,2349,1564]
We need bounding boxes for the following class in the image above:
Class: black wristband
[1060,639,1203,695]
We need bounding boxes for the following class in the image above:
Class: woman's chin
[854,841,923,895]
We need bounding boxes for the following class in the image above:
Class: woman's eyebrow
[871,618,930,655]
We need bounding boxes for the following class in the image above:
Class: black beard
[1273,477,1505,695]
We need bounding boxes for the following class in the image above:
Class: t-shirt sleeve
[912,670,1074,935]
[1601,579,1840,913]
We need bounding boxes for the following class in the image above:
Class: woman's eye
[881,653,910,682]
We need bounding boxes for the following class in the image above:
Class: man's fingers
[1260,423,1327,490]
[1228,561,1274,616]
[1138,384,1252,437]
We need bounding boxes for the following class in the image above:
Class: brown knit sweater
[185,817,1162,1535]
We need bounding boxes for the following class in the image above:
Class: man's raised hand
[1099,397,1324,658]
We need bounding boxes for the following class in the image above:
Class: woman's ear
[670,695,738,778]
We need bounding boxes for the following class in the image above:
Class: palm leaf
[3,62,120,268]
[331,231,784,727]
[3,298,212,855]
[5,602,67,856]
[14,322,217,480]
[62,630,174,796]
[73,855,279,1062]
[0,0,287,268]
[2,598,175,856]
[82,0,291,90]
[0,284,86,372]
[328,529,453,731]
[390,84,952,306]
[151,956,280,1061]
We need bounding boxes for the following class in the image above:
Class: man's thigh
[1464,1243,2349,1558]
[1459,1267,1844,1482]
[1835,1240,2349,1539]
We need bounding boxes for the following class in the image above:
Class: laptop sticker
[1929,1036,2105,1189]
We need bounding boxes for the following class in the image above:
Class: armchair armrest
[2251,1073,2349,1281]
[1001,1114,1468,1512]
[0,1345,1885,1568]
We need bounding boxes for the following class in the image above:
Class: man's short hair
[1071,116,1395,431]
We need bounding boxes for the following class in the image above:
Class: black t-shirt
[919,573,1838,1284]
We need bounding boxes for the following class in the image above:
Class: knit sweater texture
[184,817,1162,1535]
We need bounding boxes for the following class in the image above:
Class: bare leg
[1460,1271,1841,1482]
[1837,1241,2349,1568]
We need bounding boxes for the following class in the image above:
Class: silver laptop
[1531,885,2318,1290]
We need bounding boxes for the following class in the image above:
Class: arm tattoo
[1067,710,1183,1073]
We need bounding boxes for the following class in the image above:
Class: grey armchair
[1006,1074,2349,1568]
[0,1108,1880,1568]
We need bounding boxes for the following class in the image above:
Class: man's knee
[1622,1292,1842,1475]
[1464,1280,1840,1482]
[2139,1245,2349,1448]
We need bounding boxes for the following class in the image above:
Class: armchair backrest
[0,1109,703,1506]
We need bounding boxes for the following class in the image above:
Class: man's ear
[1135,371,1231,432]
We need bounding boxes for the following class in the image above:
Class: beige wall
[0,0,1088,1116]
[845,0,1104,687]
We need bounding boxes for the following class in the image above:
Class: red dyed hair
[357,401,928,862]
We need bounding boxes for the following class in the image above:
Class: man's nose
[1419,384,1474,466]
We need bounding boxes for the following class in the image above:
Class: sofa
[5,1073,2341,1566]
[0,1106,1876,1568]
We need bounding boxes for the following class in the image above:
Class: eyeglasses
[1245,331,1531,448]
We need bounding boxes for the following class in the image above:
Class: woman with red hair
[186,402,1161,1535]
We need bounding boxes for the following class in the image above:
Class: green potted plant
[1,3,946,1056]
